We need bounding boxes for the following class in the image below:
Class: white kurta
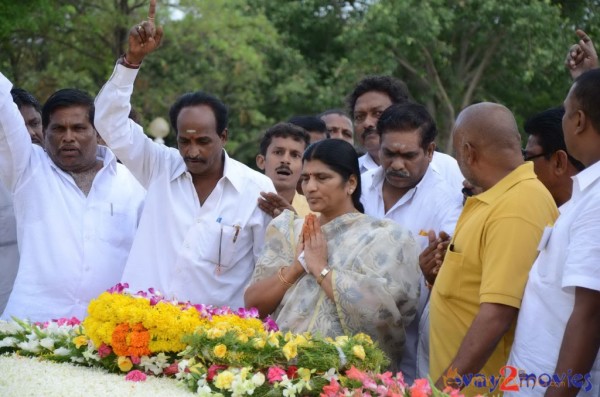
[0,183,19,314]
[94,64,276,310]
[0,72,146,322]
[506,161,600,397]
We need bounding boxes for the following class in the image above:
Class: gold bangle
[278,266,295,287]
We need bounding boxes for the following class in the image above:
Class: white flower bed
[0,355,192,396]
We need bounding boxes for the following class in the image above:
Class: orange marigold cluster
[111,322,151,357]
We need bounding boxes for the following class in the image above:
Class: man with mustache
[0,80,145,321]
[94,1,275,309]
[0,88,43,314]
[347,75,464,192]
[256,123,312,218]
[360,102,463,383]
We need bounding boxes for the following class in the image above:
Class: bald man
[430,103,558,395]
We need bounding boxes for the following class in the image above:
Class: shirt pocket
[434,249,464,300]
[202,221,252,273]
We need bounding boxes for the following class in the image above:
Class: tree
[341,0,568,151]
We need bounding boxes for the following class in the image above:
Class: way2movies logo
[443,365,594,393]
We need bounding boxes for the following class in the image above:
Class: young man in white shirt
[360,102,463,384]
[506,69,600,397]
[0,78,145,322]
[94,4,275,310]
[256,123,312,218]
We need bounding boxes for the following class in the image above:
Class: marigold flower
[213,344,227,358]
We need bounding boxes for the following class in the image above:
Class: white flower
[17,340,40,353]
[251,372,265,387]
[323,368,339,381]
[40,337,55,350]
[53,347,71,356]
[197,384,215,397]
[141,353,170,375]
[0,321,23,334]
[0,336,18,348]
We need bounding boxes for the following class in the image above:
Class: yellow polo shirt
[430,163,558,395]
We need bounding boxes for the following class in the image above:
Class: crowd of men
[0,2,598,396]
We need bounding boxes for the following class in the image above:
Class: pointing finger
[148,0,157,22]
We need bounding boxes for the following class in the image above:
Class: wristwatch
[317,267,331,286]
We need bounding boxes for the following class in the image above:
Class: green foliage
[1,0,597,163]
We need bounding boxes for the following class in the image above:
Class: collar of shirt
[359,153,379,173]
[171,149,244,193]
[473,162,536,205]
[572,159,600,200]
[47,145,117,176]
[368,165,432,209]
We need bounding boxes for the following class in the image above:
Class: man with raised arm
[0,82,145,321]
[94,0,275,310]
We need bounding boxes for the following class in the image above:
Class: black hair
[11,88,42,114]
[302,139,364,213]
[259,122,310,156]
[376,102,437,149]
[288,115,328,137]
[524,106,585,171]
[42,89,94,130]
[573,69,600,136]
[169,91,228,136]
[346,75,411,119]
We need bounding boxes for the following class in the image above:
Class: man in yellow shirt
[430,103,558,396]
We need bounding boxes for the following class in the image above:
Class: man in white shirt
[94,6,275,310]
[506,70,600,397]
[346,75,464,191]
[0,77,145,322]
[360,102,463,383]
[0,88,44,314]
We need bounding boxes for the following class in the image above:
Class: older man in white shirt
[360,103,463,384]
[0,74,145,322]
[94,8,275,310]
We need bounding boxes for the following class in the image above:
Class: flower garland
[0,284,473,397]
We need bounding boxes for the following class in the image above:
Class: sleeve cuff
[110,62,140,87]
[480,293,522,309]
[563,274,600,292]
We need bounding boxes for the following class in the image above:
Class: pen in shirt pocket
[110,203,113,216]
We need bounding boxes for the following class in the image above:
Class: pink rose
[321,378,341,397]
[267,366,286,383]
[130,355,141,365]
[98,343,112,358]
[125,370,147,382]
[163,362,179,376]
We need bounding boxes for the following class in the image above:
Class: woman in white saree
[245,139,420,365]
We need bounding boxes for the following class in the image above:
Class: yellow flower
[237,333,249,343]
[117,356,133,372]
[214,370,235,390]
[282,341,298,360]
[298,368,312,382]
[335,335,349,346]
[284,331,293,342]
[73,335,88,349]
[267,332,280,347]
[189,363,206,376]
[207,328,226,339]
[352,345,366,360]
[213,344,228,358]
[294,334,309,347]
[252,338,266,349]
[354,333,373,345]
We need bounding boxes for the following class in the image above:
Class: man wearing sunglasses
[522,106,584,207]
